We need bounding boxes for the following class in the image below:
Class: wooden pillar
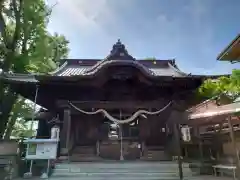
[173,123,183,180]
[228,116,240,179]
[60,109,71,155]
[215,122,224,160]
[196,127,204,162]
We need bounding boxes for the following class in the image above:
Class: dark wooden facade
[1,40,219,162]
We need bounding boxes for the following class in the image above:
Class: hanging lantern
[51,125,60,140]
[181,126,191,142]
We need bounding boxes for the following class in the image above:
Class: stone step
[50,175,189,180]
[69,156,102,162]
[53,167,190,173]
[51,172,182,178]
[54,162,190,168]
[72,151,95,154]
[140,159,172,161]
[71,154,97,157]
[147,146,165,150]
[53,162,192,176]
[49,177,187,180]
[141,150,171,161]
[52,171,192,179]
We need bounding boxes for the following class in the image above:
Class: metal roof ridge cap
[84,59,106,73]
[167,62,187,76]
[48,61,68,75]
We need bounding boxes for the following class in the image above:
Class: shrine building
[1,40,220,163]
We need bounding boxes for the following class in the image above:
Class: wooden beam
[56,100,167,109]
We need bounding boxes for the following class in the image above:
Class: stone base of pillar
[60,148,69,155]
[120,155,124,161]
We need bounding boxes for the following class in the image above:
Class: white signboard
[181,126,191,142]
[24,139,58,160]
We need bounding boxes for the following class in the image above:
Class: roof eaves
[0,73,38,83]
[167,62,188,77]
[48,61,68,76]
[217,34,240,60]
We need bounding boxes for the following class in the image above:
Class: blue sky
[47,0,240,75]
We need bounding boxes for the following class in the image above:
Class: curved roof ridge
[48,61,68,75]
[82,60,155,76]
[84,59,107,73]
[167,62,188,76]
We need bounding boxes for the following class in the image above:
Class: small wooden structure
[0,140,18,180]
[188,100,240,179]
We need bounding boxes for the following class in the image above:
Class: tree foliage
[0,0,69,138]
[5,97,35,139]
[198,69,240,103]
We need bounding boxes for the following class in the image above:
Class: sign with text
[24,139,58,160]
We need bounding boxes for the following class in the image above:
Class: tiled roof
[0,40,227,83]
[0,59,227,84]
[52,59,188,77]
[1,73,39,83]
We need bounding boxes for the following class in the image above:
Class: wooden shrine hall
[1,40,220,166]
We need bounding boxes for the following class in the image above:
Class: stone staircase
[50,161,192,180]
[70,146,102,162]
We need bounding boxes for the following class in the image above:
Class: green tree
[198,69,240,103]
[0,0,69,138]
[4,98,34,139]
[11,118,36,138]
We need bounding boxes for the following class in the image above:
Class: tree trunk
[4,114,17,140]
[0,88,17,139]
